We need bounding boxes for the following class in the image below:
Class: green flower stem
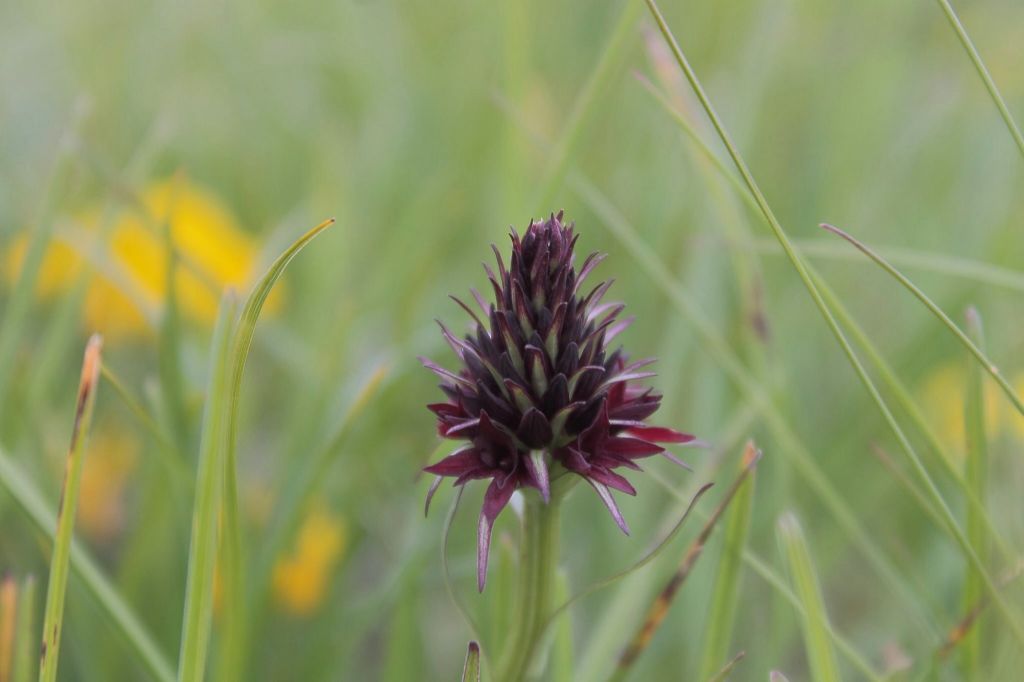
[498,486,562,682]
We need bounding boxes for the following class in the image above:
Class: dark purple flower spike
[423,212,695,591]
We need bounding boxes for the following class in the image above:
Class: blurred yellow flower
[6,177,275,341]
[919,362,1020,457]
[272,505,347,617]
[78,425,139,544]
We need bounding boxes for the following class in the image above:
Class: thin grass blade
[707,650,746,682]
[38,334,102,682]
[933,0,1024,158]
[698,442,758,680]
[216,217,335,681]
[610,449,761,680]
[777,513,842,682]
[176,297,237,682]
[0,451,173,681]
[642,0,1024,644]
[821,223,1024,419]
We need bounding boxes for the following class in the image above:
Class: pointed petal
[604,316,635,344]
[524,450,551,502]
[587,467,637,495]
[574,252,608,293]
[585,479,630,535]
[419,356,475,388]
[424,475,443,516]
[603,437,665,458]
[445,417,482,437]
[599,371,657,390]
[623,425,695,444]
[477,478,518,591]
[423,446,479,476]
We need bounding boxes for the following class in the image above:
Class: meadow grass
[1,0,1023,679]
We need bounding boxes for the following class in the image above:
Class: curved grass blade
[645,467,883,681]
[504,61,937,637]
[544,482,713,633]
[460,641,481,682]
[748,238,1024,294]
[639,64,1014,588]
[570,178,935,636]
[777,512,843,682]
[642,0,1024,645]
[0,452,174,682]
[610,450,761,681]
[176,297,237,682]
[698,442,758,681]
[217,218,335,681]
[933,0,1024,159]
[38,334,102,682]
[821,223,1024,419]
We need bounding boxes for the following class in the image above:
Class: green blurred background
[2,0,1024,679]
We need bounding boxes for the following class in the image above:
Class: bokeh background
[2,0,1024,679]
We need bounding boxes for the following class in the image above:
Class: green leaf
[460,641,481,682]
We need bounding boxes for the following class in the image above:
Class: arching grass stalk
[642,0,1024,645]
[821,223,1024,419]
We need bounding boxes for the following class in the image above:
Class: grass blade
[13,576,36,682]
[38,334,103,682]
[216,217,335,681]
[546,482,714,632]
[933,0,1024,159]
[642,0,1024,645]
[640,66,1013,569]
[0,451,174,681]
[707,651,746,682]
[777,513,842,682]
[961,307,989,676]
[698,442,758,680]
[610,448,761,681]
[821,223,1024,419]
[460,641,481,682]
[176,297,237,682]
[532,0,643,212]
